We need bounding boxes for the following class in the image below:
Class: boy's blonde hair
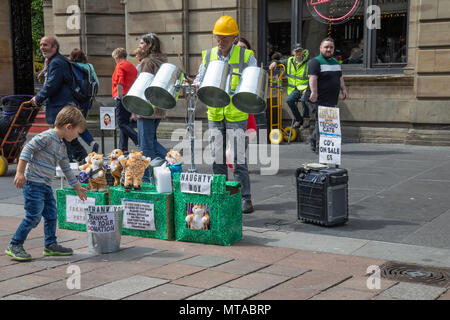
[54,106,86,131]
[112,47,127,59]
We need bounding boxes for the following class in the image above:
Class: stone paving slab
[188,286,259,300]
[125,284,203,300]
[141,263,206,280]
[136,250,198,266]
[310,287,377,300]
[79,275,169,300]
[171,270,240,289]
[210,259,269,275]
[224,272,290,292]
[1,294,42,300]
[178,255,233,268]
[351,241,450,268]
[0,274,56,298]
[379,282,447,300]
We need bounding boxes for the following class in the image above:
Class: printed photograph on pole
[318,106,342,166]
[122,199,155,231]
[100,107,115,130]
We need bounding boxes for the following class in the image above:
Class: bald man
[31,36,88,163]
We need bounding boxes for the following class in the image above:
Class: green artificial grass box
[173,173,242,246]
[56,185,110,232]
[109,183,174,240]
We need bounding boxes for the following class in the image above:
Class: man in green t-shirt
[304,37,348,153]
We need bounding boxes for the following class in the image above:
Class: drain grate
[379,261,450,288]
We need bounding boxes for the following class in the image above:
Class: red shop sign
[307,0,362,24]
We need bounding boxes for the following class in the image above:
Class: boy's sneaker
[43,243,73,256]
[5,244,32,261]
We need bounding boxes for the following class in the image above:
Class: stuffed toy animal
[185,204,210,230]
[165,149,183,178]
[82,153,107,192]
[108,149,124,186]
[119,150,151,191]
[79,152,97,172]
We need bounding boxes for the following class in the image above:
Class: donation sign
[180,173,213,195]
[66,195,95,224]
[318,106,341,166]
[307,0,361,24]
[100,107,115,130]
[86,208,119,234]
[122,199,155,231]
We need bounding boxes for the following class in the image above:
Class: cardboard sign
[180,173,213,195]
[100,107,115,130]
[122,199,155,231]
[318,106,341,166]
[86,211,116,234]
[66,195,96,224]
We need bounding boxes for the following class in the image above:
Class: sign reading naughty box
[122,199,155,231]
[318,106,342,166]
[66,195,95,224]
[180,173,213,195]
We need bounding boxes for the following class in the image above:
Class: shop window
[373,0,408,65]
[299,0,409,72]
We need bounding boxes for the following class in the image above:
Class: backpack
[65,60,98,108]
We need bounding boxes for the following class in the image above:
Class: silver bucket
[198,60,231,108]
[122,72,155,117]
[85,205,124,254]
[145,63,184,110]
[232,66,268,114]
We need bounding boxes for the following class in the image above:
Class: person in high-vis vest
[193,16,257,214]
[269,43,310,129]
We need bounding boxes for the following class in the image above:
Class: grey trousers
[208,119,251,200]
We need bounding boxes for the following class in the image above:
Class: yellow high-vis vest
[286,56,309,95]
[202,45,252,122]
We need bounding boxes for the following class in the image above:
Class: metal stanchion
[184,84,197,173]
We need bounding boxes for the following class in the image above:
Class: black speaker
[296,166,349,226]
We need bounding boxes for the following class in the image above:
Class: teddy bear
[82,153,107,192]
[164,149,183,178]
[185,204,210,230]
[119,150,151,191]
[108,149,124,186]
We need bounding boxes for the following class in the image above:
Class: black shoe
[92,142,99,153]
[43,243,73,256]
[242,199,254,214]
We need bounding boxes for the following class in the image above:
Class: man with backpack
[31,36,88,163]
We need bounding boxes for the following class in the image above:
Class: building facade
[1,0,449,145]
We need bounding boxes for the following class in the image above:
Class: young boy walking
[5,106,88,261]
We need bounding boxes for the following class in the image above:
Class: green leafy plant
[31,0,44,59]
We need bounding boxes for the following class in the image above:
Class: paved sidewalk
[0,137,449,300]
[0,216,448,300]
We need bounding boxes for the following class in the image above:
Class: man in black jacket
[31,36,87,162]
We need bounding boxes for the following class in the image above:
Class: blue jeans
[286,89,303,122]
[286,89,310,122]
[10,181,58,248]
[79,106,94,146]
[208,119,251,200]
[115,99,139,152]
[137,118,168,182]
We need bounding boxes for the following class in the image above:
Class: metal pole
[257,0,267,66]
[291,0,303,47]
[186,86,196,173]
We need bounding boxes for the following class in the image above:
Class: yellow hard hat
[213,16,239,36]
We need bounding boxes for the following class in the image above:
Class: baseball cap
[292,43,303,51]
